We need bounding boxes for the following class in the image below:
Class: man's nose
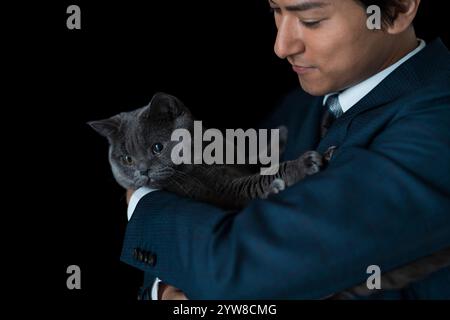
[274,17,305,59]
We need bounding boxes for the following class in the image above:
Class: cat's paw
[300,151,323,175]
[270,178,286,194]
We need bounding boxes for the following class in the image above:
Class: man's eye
[121,155,134,166]
[301,20,322,28]
[269,7,281,14]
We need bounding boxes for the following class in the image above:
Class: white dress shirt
[127,39,426,300]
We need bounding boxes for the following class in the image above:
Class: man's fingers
[159,283,188,300]
[167,291,188,300]
[126,189,135,205]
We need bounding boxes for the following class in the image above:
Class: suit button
[146,252,156,266]
[133,248,139,260]
[133,248,156,266]
[137,250,144,262]
[143,251,150,264]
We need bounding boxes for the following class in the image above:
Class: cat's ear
[142,92,186,120]
[88,116,121,138]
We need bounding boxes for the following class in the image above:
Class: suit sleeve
[120,98,450,299]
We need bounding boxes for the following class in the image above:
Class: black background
[19,0,449,302]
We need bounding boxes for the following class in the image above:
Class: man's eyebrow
[269,0,330,12]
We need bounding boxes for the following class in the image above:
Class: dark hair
[355,0,410,26]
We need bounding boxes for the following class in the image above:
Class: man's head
[270,0,421,96]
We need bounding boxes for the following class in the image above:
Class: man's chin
[298,78,336,97]
[300,84,330,96]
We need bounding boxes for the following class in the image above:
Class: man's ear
[386,0,421,35]
[142,92,186,120]
[88,116,121,138]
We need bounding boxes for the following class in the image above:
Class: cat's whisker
[150,167,175,180]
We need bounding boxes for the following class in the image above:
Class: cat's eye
[121,155,134,166]
[152,143,164,154]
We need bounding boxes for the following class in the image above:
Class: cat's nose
[137,162,149,176]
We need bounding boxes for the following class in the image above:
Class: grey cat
[88,92,325,209]
[89,92,449,299]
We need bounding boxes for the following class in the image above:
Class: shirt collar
[323,39,426,113]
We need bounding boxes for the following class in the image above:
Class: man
[122,0,450,299]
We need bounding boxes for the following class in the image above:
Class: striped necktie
[320,94,343,138]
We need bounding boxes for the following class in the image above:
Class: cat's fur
[89,92,324,209]
[89,92,450,299]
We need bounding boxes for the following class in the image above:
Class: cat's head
[88,92,193,190]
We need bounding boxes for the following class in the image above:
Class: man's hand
[159,283,188,300]
[126,189,135,205]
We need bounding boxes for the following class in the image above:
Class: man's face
[270,0,396,96]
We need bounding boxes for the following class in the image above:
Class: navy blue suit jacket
[121,38,450,299]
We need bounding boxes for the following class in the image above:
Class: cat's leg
[267,146,328,193]
[277,150,323,187]
[227,150,323,201]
